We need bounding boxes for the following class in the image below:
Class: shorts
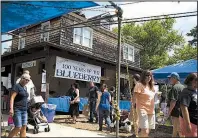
[179,117,197,137]
[170,107,180,117]
[13,109,28,127]
[137,109,155,129]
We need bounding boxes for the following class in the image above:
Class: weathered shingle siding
[10,13,141,68]
[60,13,141,68]
[11,36,19,51]
[11,18,61,51]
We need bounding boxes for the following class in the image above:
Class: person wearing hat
[167,72,185,137]
[8,73,31,137]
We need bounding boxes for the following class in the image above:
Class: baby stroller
[27,96,50,134]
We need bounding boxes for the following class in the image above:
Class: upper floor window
[73,27,93,48]
[40,21,50,42]
[18,33,26,50]
[123,43,135,62]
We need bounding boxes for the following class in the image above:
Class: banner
[54,56,101,83]
[22,60,36,68]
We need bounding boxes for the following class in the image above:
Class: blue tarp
[152,59,197,83]
[48,96,132,112]
[1,1,99,33]
[48,96,88,112]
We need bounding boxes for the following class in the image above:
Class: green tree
[187,26,197,46]
[113,18,184,70]
[167,44,197,65]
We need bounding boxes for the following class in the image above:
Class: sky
[84,2,197,56]
[1,1,197,55]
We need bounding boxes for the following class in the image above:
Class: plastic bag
[82,104,89,117]
[8,116,14,126]
[42,103,57,110]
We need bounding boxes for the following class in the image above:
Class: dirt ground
[1,113,172,137]
[54,114,173,137]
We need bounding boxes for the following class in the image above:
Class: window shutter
[123,45,128,60]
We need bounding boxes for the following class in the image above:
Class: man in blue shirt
[96,84,111,131]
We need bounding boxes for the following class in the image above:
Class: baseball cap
[167,72,180,80]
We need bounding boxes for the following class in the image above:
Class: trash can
[41,104,57,123]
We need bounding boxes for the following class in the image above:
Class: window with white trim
[123,43,135,62]
[73,27,93,48]
[18,33,26,50]
[40,21,50,42]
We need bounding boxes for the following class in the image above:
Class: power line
[98,10,197,25]
[92,14,197,26]
[122,11,197,21]
[2,11,196,43]
[117,1,144,6]
[79,11,197,27]
[98,12,197,25]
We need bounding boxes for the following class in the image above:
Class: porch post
[11,61,16,87]
[44,45,50,102]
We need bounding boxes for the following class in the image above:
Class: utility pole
[109,1,123,137]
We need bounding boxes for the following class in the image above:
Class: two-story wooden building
[1,12,142,98]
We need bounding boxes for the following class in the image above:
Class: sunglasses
[146,74,152,77]
[22,78,30,82]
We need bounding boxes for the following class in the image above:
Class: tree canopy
[187,26,197,46]
[167,44,197,65]
[113,18,184,70]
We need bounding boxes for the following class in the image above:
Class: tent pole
[108,1,123,137]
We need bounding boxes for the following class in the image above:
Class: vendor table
[48,96,132,112]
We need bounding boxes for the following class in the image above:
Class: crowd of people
[2,68,197,137]
[69,70,197,138]
[131,71,197,137]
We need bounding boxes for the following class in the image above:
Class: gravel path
[2,114,172,137]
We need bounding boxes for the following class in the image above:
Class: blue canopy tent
[152,59,197,83]
[1,1,99,33]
